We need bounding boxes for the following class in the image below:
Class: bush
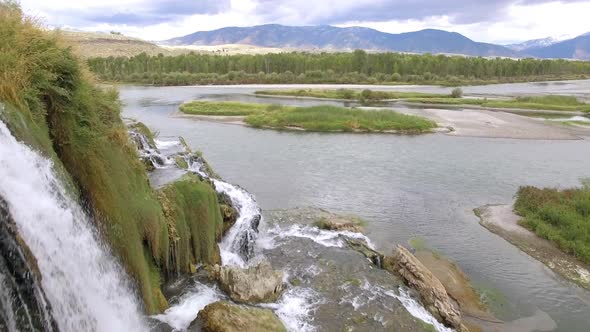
[514,184,590,264]
[451,87,463,98]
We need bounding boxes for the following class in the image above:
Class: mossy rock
[175,156,189,169]
[196,301,286,332]
[158,174,224,271]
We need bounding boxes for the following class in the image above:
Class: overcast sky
[20,0,590,44]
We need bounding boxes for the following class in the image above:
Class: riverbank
[255,90,590,113]
[474,204,590,290]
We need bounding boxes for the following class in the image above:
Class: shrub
[451,87,463,98]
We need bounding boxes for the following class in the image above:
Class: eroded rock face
[217,192,238,236]
[315,216,364,233]
[384,245,463,330]
[211,262,284,304]
[196,301,286,332]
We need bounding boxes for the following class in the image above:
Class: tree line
[87,50,590,86]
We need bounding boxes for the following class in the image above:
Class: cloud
[21,0,231,26]
[18,0,590,43]
[252,0,588,25]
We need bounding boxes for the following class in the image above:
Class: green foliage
[255,89,449,100]
[245,105,437,133]
[180,100,293,116]
[179,101,436,133]
[515,185,590,264]
[129,122,157,146]
[86,50,590,86]
[0,2,226,313]
[451,87,463,98]
[406,94,590,112]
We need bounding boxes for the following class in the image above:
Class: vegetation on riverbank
[86,49,590,86]
[514,183,590,264]
[179,101,437,133]
[0,2,225,313]
[180,101,294,115]
[255,89,449,101]
[256,89,590,112]
[406,95,590,112]
[246,106,436,132]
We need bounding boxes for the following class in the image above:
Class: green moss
[0,4,226,314]
[417,320,437,332]
[175,156,188,169]
[409,237,429,251]
[129,122,156,146]
[344,278,362,287]
[158,174,224,270]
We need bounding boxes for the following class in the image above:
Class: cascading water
[185,155,261,267]
[140,135,456,332]
[129,131,175,169]
[0,120,147,331]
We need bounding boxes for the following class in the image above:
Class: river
[119,81,590,331]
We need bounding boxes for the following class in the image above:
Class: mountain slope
[524,34,590,60]
[506,37,560,51]
[164,24,518,57]
[62,30,174,57]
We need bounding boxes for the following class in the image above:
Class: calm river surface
[120,82,590,331]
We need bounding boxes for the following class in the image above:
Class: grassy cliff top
[0,2,225,313]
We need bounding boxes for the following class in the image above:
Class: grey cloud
[85,0,231,25]
[253,0,588,25]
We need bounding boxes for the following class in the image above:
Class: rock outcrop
[217,192,238,236]
[196,301,286,332]
[211,261,284,304]
[314,216,364,233]
[384,245,465,330]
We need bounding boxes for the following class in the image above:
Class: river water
[119,81,590,331]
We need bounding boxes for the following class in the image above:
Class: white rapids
[0,120,147,331]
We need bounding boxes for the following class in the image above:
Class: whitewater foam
[0,120,146,331]
[260,287,321,332]
[152,282,225,331]
[265,224,376,249]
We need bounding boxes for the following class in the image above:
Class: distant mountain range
[163,24,590,60]
[505,37,561,52]
[521,34,590,60]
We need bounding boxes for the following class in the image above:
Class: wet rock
[384,245,465,330]
[217,193,238,236]
[250,214,261,231]
[211,261,284,304]
[0,197,59,331]
[196,301,286,332]
[345,238,384,268]
[314,215,364,233]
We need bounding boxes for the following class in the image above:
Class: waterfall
[0,120,146,331]
[185,156,261,267]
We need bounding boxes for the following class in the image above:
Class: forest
[87,50,590,86]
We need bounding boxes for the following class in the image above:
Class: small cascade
[143,135,453,332]
[128,130,175,169]
[129,130,262,266]
[186,156,262,267]
[0,120,147,331]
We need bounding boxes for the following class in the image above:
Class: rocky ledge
[197,301,286,332]
[210,261,285,304]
